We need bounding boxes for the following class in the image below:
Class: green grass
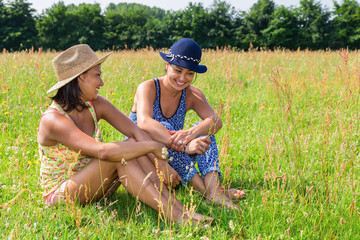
[1,48,360,239]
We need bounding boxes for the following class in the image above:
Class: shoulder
[135,79,157,101]
[92,95,111,108]
[38,108,74,143]
[40,107,71,128]
[137,79,156,92]
[186,85,206,99]
[91,95,116,118]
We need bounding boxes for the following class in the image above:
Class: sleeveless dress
[129,78,220,185]
[39,101,103,197]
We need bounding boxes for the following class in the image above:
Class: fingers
[200,136,212,144]
[168,130,177,135]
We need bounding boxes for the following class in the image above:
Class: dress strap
[153,78,160,98]
[85,101,99,131]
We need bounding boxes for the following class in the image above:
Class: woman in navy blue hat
[129,38,244,209]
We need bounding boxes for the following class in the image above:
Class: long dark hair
[50,77,87,112]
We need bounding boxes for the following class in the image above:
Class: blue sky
[21,0,337,14]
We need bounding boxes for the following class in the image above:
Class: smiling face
[165,62,195,91]
[78,64,104,101]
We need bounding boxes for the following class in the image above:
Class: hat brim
[47,51,113,94]
[159,52,207,73]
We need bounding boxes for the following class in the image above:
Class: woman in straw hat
[38,44,212,224]
[129,38,245,210]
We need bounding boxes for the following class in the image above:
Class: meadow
[0,47,360,239]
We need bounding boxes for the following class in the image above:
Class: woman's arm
[37,110,166,162]
[168,86,222,150]
[93,95,181,186]
[135,81,172,146]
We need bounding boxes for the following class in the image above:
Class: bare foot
[177,211,213,226]
[206,193,240,210]
[224,189,245,200]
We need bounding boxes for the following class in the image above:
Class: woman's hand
[168,129,196,151]
[151,141,169,161]
[184,136,211,155]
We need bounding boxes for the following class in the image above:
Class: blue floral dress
[129,78,221,185]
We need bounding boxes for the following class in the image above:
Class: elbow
[137,119,151,133]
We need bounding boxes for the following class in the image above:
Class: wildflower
[27,161,32,166]
[0,71,2,74]
[121,158,127,166]
[269,108,273,110]
[2,91,6,94]
[19,113,23,116]
[111,92,116,95]
[161,147,168,159]
[4,112,8,115]
[13,66,17,69]
[261,106,265,110]
[229,220,234,231]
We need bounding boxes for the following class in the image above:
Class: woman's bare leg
[63,154,210,223]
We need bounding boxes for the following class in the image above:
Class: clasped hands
[168,129,211,155]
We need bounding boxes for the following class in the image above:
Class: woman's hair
[50,76,87,113]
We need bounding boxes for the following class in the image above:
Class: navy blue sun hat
[159,38,207,73]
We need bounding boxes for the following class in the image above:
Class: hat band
[166,52,201,63]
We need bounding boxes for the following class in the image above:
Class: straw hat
[47,44,112,93]
[159,38,207,73]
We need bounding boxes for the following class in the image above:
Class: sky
[17,0,338,14]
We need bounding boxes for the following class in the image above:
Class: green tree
[242,0,276,49]
[207,0,239,48]
[331,0,360,49]
[296,0,331,50]
[161,3,210,45]
[36,2,105,50]
[0,0,37,51]
[262,6,300,50]
[104,3,166,49]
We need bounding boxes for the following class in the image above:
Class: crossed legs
[62,149,210,223]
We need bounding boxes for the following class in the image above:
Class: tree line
[1,0,360,51]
